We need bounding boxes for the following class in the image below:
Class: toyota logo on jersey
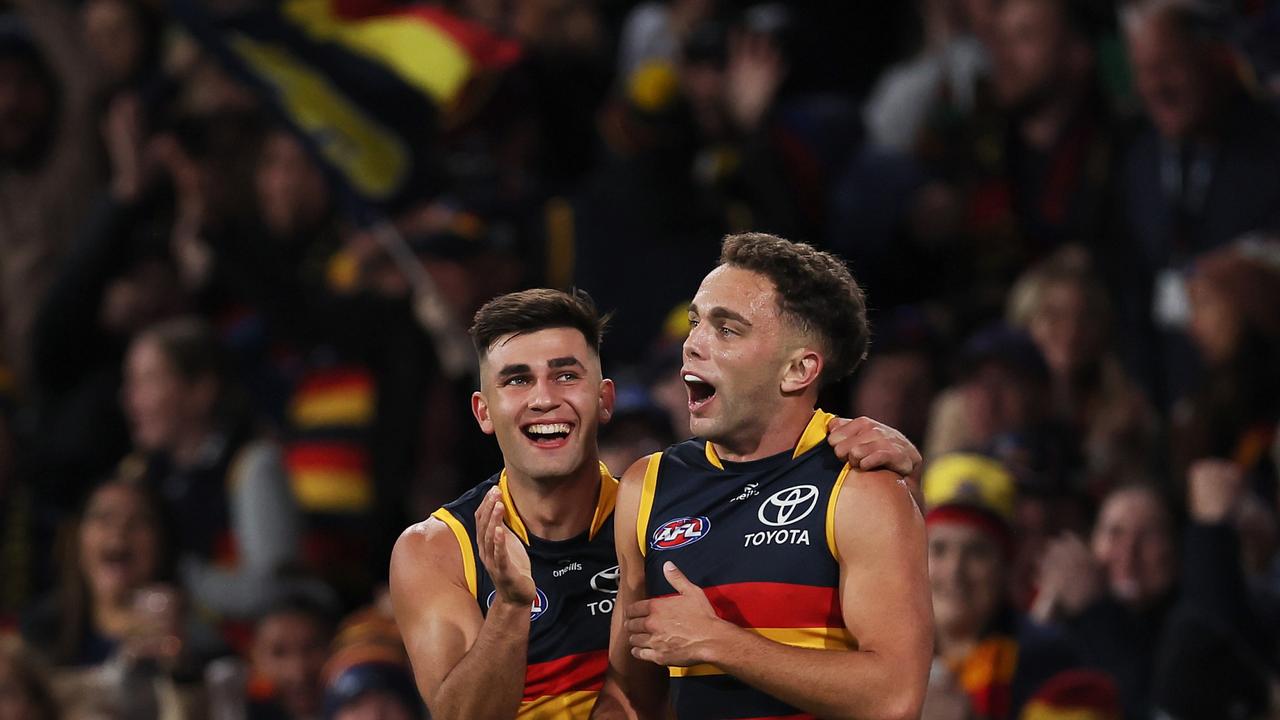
[758,485,820,527]
[651,516,711,550]
[486,587,550,621]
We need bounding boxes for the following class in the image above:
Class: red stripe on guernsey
[657,582,842,629]
[522,650,608,701]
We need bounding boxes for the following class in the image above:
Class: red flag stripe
[285,444,370,471]
[523,650,608,700]
[296,369,374,395]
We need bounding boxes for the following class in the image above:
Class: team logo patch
[758,485,820,527]
[591,565,620,595]
[651,516,711,550]
[486,587,550,621]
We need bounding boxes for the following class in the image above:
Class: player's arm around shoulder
[833,466,933,719]
[388,517,485,715]
[591,453,669,720]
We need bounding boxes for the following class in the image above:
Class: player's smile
[519,419,576,450]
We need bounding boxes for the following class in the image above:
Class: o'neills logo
[651,516,711,550]
[487,588,550,621]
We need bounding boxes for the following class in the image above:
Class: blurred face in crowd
[928,521,1005,641]
[256,132,331,240]
[1027,280,1099,376]
[680,58,727,138]
[1091,486,1177,608]
[332,692,416,720]
[79,483,161,608]
[852,351,935,443]
[961,361,1037,446]
[684,266,807,451]
[81,0,145,87]
[0,57,53,165]
[473,328,613,482]
[991,0,1070,111]
[1126,13,1212,139]
[1187,274,1241,367]
[251,611,328,719]
[122,336,217,453]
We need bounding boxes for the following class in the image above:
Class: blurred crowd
[0,0,1277,718]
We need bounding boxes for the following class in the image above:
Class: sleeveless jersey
[431,464,619,719]
[637,410,856,719]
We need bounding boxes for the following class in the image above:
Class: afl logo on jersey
[487,588,550,622]
[758,485,820,527]
[651,516,711,550]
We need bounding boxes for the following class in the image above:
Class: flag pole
[367,218,476,382]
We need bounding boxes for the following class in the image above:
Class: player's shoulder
[835,467,921,526]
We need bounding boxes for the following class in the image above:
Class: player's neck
[503,459,602,542]
[712,400,818,462]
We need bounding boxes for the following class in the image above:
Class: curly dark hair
[719,232,869,384]
[470,288,610,359]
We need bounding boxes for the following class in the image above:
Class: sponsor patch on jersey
[487,587,550,621]
[757,484,820,527]
[591,565,620,594]
[651,516,711,551]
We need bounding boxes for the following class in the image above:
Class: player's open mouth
[522,422,573,448]
[683,372,717,412]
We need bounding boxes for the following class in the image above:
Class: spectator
[863,0,997,153]
[1116,0,1280,406]
[850,307,940,446]
[320,605,422,720]
[921,452,1078,720]
[21,479,171,667]
[247,597,333,720]
[1032,483,1179,717]
[1173,241,1280,499]
[119,317,304,623]
[1007,246,1156,495]
[924,325,1051,460]
[0,0,104,388]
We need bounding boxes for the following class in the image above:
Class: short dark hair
[469,288,609,359]
[719,232,869,383]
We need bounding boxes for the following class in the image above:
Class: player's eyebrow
[548,356,585,370]
[496,363,531,379]
[705,306,753,326]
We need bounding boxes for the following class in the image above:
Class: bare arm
[389,488,535,719]
[628,469,933,720]
[591,455,670,719]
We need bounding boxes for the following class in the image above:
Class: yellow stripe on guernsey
[704,409,835,469]
[283,0,472,105]
[429,508,478,598]
[636,453,662,556]
[668,626,855,677]
[825,464,852,560]
[518,690,595,719]
[499,463,617,546]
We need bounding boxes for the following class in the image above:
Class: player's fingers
[631,646,659,664]
[859,449,910,475]
[628,633,653,649]
[626,600,651,619]
[625,616,649,634]
[663,561,699,595]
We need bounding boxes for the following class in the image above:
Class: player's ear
[780,348,823,394]
[471,391,495,434]
[598,378,616,425]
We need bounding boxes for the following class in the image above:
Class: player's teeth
[684,374,700,383]
[528,423,570,435]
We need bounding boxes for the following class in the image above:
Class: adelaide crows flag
[170,0,523,214]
